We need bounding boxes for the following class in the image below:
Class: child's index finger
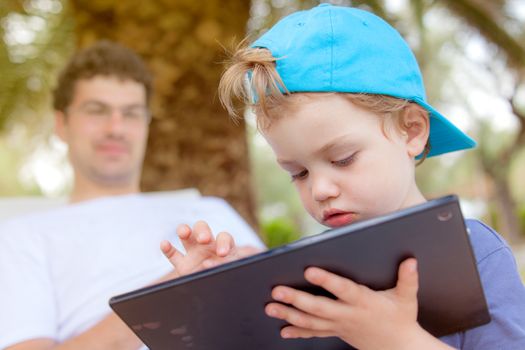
[215,232,234,257]
[160,240,184,264]
[304,267,359,303]
[176,224,192,240]
[193,221,214,244]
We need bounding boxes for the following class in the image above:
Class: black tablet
[109,195,490,350]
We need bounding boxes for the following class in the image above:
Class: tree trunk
[492,174,523,244]
[479,147,524,244]
[70,1,258,228]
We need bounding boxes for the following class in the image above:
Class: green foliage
[247,122,305,216]
[0,0,74,196]
[260,216,301,248]
[0,0,75,131]
[487,204,501,234]
[0,138,41,196]
[519,206,525,238]
[509,147,525,202]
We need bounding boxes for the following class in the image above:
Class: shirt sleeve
[444,220,525,349]
[0,220,58,348]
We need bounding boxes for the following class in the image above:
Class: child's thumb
[395,258,419,302]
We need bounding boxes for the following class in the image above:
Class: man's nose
[104,110,126,134]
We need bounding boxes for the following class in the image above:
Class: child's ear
[400,104,430,158]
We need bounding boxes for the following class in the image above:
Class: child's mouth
[322,211,356,228]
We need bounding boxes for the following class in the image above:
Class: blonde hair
[219,45,431,163]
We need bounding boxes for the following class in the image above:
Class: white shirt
[0,193,264,348]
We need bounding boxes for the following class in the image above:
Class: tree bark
[70,0,258,228]
[479,135,524,244]
[493,176,522,244]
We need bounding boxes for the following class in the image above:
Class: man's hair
[219,45,431,162]
[53,40,153,112]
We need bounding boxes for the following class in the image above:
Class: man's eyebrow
[80,100,146,108]
[122,104,148,109]
[81,100,105,106]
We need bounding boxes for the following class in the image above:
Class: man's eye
[85,107,106,115]
[332,153,356,167]
[81,102,108,115]
[123,110,140,119]
[123,108,148,120]
[291,169,308,181]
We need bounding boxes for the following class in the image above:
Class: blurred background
[1,0,524,277]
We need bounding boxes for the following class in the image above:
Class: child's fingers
[215,232,234,256]
[201,244,260,269]
[192,221,214,244]
[270,285,342,320]
[160,240,184,265]
[280,325,335,340]
[177,225,200,254]
[395,258,419,302]
[177,222,214,255]
[176,224,192,240]
[236,245,264,257]
[232,245,263,262]
[201,259,217,269]
[265,302,333,332]
[304,267,361,303]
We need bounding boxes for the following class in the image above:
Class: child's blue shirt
[440,219,525,349]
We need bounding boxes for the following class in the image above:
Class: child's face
[262,93,426,228]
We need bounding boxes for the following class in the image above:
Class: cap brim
[414,98,476,158]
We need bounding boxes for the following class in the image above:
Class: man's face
[55,76,149,187]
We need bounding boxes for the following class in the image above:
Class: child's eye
[332,153,357,167]
[291,169,308,181]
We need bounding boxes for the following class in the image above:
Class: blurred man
[0,40,263,350]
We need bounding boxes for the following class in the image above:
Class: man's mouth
[96,142,129,156]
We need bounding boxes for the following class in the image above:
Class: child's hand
[160,220,261,278]
[265,258,448,350]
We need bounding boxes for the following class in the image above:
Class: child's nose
[310,174,339,202]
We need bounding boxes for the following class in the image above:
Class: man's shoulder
[137,194,245,222]
[0,193,233,228]
[0,192,263,247]
[0,194,139,236]
[0,192,185,226]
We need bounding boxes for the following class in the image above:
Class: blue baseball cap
[251,3,475,157]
